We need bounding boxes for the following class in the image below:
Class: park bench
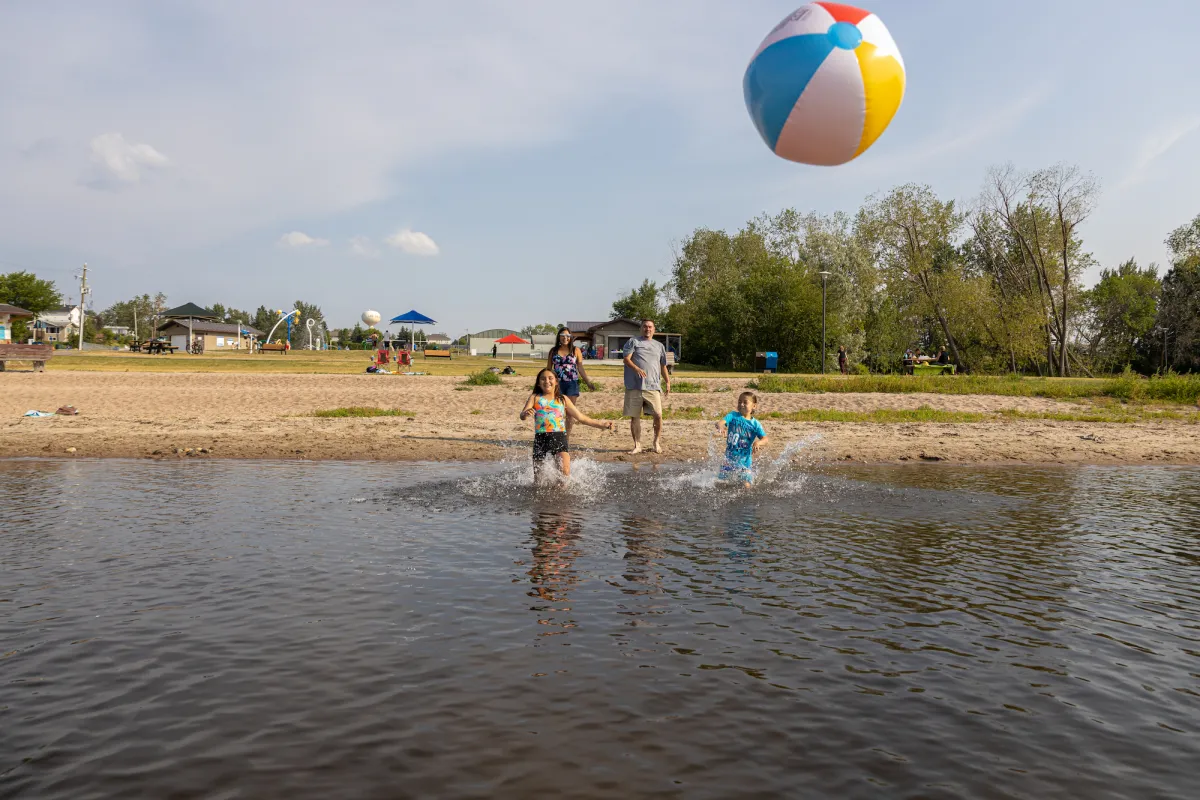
[423,349,451,359]
[261,343,287,354]
[0,343,54,372]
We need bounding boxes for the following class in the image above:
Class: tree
[292,300,328,349]
[101,293,168,341]
[520,322,560,338]
[856,184,970,369]
[0,271,62,341]
[1082,259,1160,372]
[252,306,278,339]
[1151,215,1200,372]
[981,163,1099,375]
[611,279,661,322]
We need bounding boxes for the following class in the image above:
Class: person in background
[547,327,599,438]
[492,343,498,359]
[936,346,950,364]
[622,319,670,454]
[837,345,848,375]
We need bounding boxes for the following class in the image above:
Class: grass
[462,369,503,386]
[670,381,705,393]
[761,407,990,424]
[311,407,417,418]
[748,372,1200,405]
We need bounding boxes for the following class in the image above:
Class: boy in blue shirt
[715,391,769,486]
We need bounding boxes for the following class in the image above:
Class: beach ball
[361,309,381,326]
[744,2,905,166]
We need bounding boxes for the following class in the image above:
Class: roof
[389,310,437,324]
[565,321,608,333]
[426,333,452,342]
[157,320,264,336]
[161,302,218,320]
[0,303,34,318]
[470,328,519,338]
[495,333,529,344]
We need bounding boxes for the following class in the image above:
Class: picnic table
[134,340,178,354]
[908,361,956,376]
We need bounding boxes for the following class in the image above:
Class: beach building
[32,305,81,343]
[156,319,264,351]
[566,318,682,361]
[0,303,34,343]
[426,333,453,346]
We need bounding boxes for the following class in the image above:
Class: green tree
[856,183,970,368]
[1151,215,1200,372]
[1082,259,1160,372]
[611,279,661,322]
[101,293,168,341]
[0,271,63,341]
[520,322,560,338]
[292,300,328,349]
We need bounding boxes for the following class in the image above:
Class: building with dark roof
[155,319,263,351]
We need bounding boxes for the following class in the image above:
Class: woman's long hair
[532,368,564,401]
[553,326,576,359]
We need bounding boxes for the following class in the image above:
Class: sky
[2,0,1198,336]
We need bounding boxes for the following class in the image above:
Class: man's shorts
[623,389,663,418]
[533,432,569,462]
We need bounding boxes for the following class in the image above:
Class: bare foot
[629,444,643,455]
[653,438,663,454]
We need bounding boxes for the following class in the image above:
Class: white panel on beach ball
[361,309,381,326]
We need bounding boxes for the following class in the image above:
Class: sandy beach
[2,371,1197,465]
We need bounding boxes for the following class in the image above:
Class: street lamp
[817,270,831,374]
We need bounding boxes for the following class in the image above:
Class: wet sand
[2,372,1198,465]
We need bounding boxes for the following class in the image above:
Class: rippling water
[2,458,1198,799]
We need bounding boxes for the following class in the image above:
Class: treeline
[613,162,1199,375]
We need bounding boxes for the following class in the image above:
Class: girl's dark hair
[554,326,575,357]
[739,391,758,415]
[532,368,564,400]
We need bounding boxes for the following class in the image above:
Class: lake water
[2,457,1198,799]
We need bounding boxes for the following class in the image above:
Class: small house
[32,305,81,343]
[567,318,682,361]
[0,303,34,343]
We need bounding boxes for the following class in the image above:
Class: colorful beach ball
[743,2,905,166]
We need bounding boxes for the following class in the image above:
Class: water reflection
[2,459,1199,799]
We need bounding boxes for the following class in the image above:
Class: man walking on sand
[622,319,670,454]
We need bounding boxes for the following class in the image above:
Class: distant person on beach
[492,343,498,359]
[838,345,848,375]
[715,391,769,487]
[622,319,670,454]
[547,326,598,438]
[519,368,613,479]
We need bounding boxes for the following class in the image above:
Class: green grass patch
[463,369,503,386]
[761,407,989,424]
[312,407,417,418]
[664,405,706,419]
[670,381,705,393]
[748,372,1200,405]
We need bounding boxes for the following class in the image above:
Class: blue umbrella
[388,310,437,352]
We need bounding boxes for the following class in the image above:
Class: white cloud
[1119,115,1200,189]
[385,228,439,256]
[348,236,380,258]
[278,231,329,248]
[89,132,169,184]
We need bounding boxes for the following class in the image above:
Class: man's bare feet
[629,443,643,455]
[652,438,663,454]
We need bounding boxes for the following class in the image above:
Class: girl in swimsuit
[546,327,598,438]
[520,368,613,478]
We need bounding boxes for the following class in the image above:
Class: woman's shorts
[533,432,569,462]
[558,378,580,397]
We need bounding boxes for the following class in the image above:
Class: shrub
[463,369,502,386]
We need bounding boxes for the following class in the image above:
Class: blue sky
[2,0,1197,335]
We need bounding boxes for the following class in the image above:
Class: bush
[463,370,502,386]
[671,381,705,393]
[850,363,870,376]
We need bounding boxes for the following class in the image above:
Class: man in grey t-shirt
[621,319,670,454]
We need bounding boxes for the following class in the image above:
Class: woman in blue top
[546,326,598,438]
[715,391,769,486]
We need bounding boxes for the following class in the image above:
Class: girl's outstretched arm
[519,393,537,421]
[563,397,614,430]
[574,346,598,391]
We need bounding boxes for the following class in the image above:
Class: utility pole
[76,263,89,351]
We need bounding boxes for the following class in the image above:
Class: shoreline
[2,372,1198,466]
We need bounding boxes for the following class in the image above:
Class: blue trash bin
[764,351,778,371]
